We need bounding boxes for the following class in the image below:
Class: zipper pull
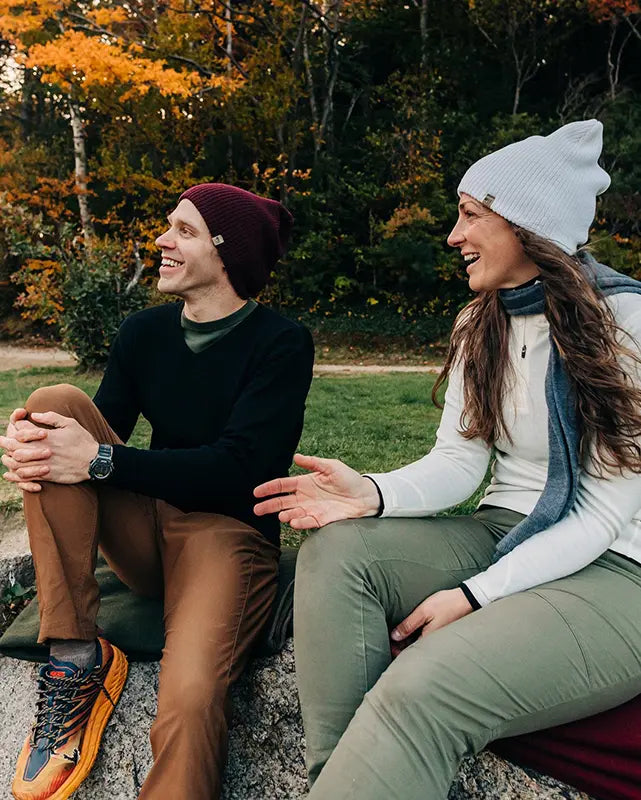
[521,345,527,358]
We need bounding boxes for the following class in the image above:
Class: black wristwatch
[88,444,114,480]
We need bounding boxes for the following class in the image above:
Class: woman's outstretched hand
[253,453,381,529]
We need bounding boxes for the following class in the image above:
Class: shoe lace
[30,667,116,751]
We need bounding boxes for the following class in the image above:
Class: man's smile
[159,256,184,274]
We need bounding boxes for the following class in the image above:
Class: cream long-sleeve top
[366,293,641,606]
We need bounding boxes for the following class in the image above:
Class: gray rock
[0,517,33,596]
[451,753,591,800]
[0,645,307,800]
[0,520,591,799]
[0,641,591,800]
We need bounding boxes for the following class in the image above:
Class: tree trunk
[606,17,633,102]
[420,0,428,70]
[68,101,94,250]
[607,19,618,101]
[512,78,521,116]
[303,27,321,157]
[226,0,234,171]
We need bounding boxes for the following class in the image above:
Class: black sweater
[93,302,314,544]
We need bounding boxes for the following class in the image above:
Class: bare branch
[624,13,641,42]
[125,241,145,295]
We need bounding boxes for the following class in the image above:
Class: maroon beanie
[178,183,294,299]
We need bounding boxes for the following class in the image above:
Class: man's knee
[25,384,91,416]
[159,668,228,723]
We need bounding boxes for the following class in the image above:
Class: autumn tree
[0,0,639,344]
[0,0,237,245]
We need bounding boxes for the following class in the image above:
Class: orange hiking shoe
[12,638,128,800]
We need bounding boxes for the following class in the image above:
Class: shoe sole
[34,645,129,800]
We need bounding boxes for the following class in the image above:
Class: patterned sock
[49,639,97,672]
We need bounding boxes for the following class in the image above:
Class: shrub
[61,242,149,370]
[281,303,456,345]
[4,198,70,329]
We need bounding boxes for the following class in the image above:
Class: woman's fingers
[277,507,303,524]
[254,475,299,499]
[293,453,334,473]
[254,453,332,498]
[254,496,290,516]
[287,512,322,530]
[254,489,320,525]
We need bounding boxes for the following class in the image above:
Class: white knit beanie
[457,120,611,254]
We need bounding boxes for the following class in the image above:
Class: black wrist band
[458,582,481,611]
[363,476,384,517]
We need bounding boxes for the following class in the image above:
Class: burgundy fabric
[179,183,293,299]
[492,694,641,800]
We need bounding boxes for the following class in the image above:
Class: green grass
[299,374,442,472]
[0,367,152,449]
[0,367,488,541]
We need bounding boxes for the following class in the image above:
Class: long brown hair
[432,228,641,474]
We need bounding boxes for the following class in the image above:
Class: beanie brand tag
[212,234,225,246]
[482,193,495,209]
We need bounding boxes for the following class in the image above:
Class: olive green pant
[294,507,641,799]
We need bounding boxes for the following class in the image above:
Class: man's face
[447,193,540,292]
[155,199,227,299]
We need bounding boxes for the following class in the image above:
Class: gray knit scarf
[494,252,641,560]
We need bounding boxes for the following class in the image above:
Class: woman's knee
[25,383,91,416]
[296,519,369,581]
[369,637,489,735]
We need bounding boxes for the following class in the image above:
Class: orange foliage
[382,205,436,239]
[86,7,129,26]
[6,176,77,222]
[0,0,59,39]
[12,259,64,326]
[586,0,641,19]
[2,0,240,106]
[24,30,229,100]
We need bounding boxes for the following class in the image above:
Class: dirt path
[313,364,440,374]
[0,345,77,371]
[0,345,441,374]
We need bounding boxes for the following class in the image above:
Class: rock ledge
[0,524,590,799]
[0,642,591,799]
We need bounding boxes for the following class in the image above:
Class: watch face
[90,445,113,480]
[92,459,112,479]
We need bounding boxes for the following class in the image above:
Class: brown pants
[23,384,280,800]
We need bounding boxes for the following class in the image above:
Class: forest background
[0,0,639,368]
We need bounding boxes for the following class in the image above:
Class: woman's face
[447,193,540,292]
